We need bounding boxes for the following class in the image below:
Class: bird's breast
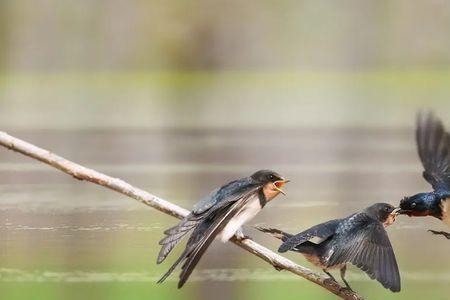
[302,253,343,270]
[302,253,326,268]
[217,195,262,243]
[440,198,450,227]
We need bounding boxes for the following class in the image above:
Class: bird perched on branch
[157,169,289,288]
[256,203,401,292]
[399,112,450,239]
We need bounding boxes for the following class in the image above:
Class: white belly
[217,195,262,243]
[440,198,450,227]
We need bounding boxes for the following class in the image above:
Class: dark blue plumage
[399,112,450,238]
[257,203,401,292]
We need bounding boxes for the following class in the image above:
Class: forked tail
[254,225,293,242]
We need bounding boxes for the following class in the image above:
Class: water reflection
[1,126,450,300]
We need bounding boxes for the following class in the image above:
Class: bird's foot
[273,264,284,271]
[339,286,355,293]
[324,278,338,286]
[428,229,450,239]
[323,270,339,287]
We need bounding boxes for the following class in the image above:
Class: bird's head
[251,170,289,202]
[399,193,439,217]
[364,203,400,226]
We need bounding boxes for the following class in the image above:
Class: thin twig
[0,131,364,300]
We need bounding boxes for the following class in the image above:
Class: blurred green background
[1,1,450,300]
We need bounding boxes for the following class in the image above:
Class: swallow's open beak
[273,179,290,195]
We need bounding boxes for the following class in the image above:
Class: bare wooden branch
[0,131,364,300]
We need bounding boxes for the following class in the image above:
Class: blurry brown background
[1,1,450,300]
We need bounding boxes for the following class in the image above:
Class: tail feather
[254,225,293,242]
[157,251,189,284]
[255,225,319,255]
[163,217,200,235]
[157,215,202,264]
[177,201,246,289]
[157,219,211,284]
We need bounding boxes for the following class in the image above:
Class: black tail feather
[157,251,189,284]
[254,225,293,242]
[157,216,201,264]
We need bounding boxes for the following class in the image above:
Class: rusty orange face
[262,179,289,201]
[383,207,401,227]
[401,209,433,217]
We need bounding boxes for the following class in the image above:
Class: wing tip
[156,256,164,264]
[387,283,401,293]
[278,243,290,253]
[157,245,171,264]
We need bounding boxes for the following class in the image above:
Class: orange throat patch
[383,214,397,227]
[262,182,282,202]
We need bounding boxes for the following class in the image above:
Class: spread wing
[278,219,341,253]
[416,111,450,193]
[157,177,261,264]
[326,213,401,292]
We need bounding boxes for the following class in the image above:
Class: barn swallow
[157,170,289,288]
[399,112,450,239]
[256,203,401,292]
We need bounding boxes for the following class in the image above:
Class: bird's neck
[258,188,267,208]
[427,194,445,219]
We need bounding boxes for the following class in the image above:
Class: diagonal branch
[0,131,364,300]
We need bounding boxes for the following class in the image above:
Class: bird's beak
[384,207,401,227]
[273,179,290,195]
[391,207,401,216]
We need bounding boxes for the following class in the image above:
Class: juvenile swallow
[157,170,289,288]
[399,112,450,239]
[256,203,401,292]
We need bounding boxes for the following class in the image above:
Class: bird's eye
[269,175,275,181]
[411,202,417,208]
[384,207,390,212]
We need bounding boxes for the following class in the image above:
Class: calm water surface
[1,73,450,299]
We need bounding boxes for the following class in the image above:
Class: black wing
[157,177,261,264]
[278,219,341,253]
[157,213,203,264]
[192,177,260,214]
[326,213,400,292]
[416,111,450,192]
[157,193,255,288]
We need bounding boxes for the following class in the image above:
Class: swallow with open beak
[399,112,450,239]
[256,203,401,292]
[157,170,289,288]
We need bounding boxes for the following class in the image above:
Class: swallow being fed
[256,203,401,292]
[157,170,289,288]
[399,112,450,239]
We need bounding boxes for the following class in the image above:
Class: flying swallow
[399,112,450,239]
[157,170,289,288]
[256,203,401,292]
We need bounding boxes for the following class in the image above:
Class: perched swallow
[399,112,450,239]
[157,170,289,288]
[256,203,401,292]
